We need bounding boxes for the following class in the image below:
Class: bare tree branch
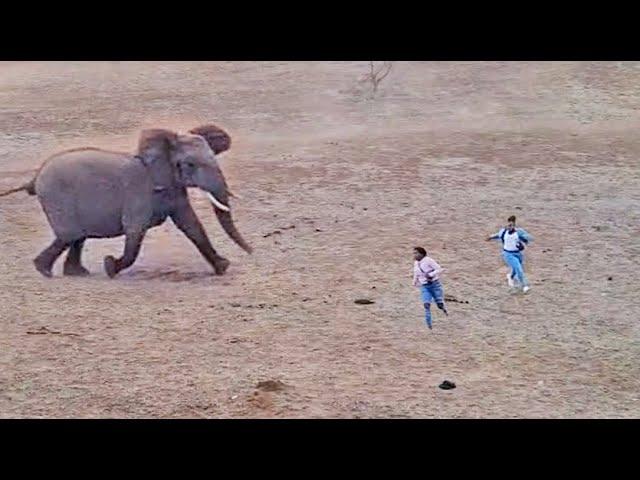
[361,61,394,98]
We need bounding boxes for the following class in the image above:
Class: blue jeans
[420,280,446,328]
[502,250,528,287]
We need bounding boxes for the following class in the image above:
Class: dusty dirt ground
[0,61,639,418]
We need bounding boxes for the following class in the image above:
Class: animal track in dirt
[228,337,250,344]
[263,221,325,239]
[230,303,279,309]
[444,295,469,304]
[26,326,80,337]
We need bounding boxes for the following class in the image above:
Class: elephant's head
[137,128,252,254]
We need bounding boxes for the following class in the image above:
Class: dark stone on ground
[439,380,456,390]
[354,299,375,305]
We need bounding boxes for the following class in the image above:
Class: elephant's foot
[213,257,230,275]
[104,256,118,279]
[33,258,53,278]
[63,263,90,277]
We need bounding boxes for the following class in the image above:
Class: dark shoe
[439,380,456,390]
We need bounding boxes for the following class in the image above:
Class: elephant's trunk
[213,205,253,254]
[201,166,252,254]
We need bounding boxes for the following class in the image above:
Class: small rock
[439,380,456,390]
[315,228,323,232]
[608,276,613,281]
[231,303,242,308]
[354,299,375,305]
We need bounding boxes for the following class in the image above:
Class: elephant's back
[36,148,130,183]
[35,148,132,239]
[36,148,131,197]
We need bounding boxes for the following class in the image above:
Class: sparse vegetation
[359,61,393,98]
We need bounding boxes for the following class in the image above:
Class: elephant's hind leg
[104,231,145,278]
[63,239,90,276]
[33,238,71,278]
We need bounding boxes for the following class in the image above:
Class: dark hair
[507,215,516,223]
[414,247,427,256]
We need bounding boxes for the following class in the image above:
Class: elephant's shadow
[119,268,217,283]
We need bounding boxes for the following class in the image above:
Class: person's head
[413,246,427,261]
[507,215,516,232]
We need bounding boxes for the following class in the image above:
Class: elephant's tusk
[206,192,230,212]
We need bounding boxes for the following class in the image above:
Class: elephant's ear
[189,124,231,155]
[137,129,179,188]
[137,129,178,163]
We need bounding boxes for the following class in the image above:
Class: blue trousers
[419,280,446,328]
[502,250,528,287]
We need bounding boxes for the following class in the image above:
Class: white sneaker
[507,274,514,288]
[523,286,530,293]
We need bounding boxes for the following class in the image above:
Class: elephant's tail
[0,177,36,197]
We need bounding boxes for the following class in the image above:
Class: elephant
[0,125,252,278]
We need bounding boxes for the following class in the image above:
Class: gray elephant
[0,125,252,278]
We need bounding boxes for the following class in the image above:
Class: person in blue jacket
[486,215,533,293]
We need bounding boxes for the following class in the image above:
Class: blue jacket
[489,227,533,249]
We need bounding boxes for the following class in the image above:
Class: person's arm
[486,228,504,242]
[426,259,444,279]
[518,228,533,243]
[412,264,419,287]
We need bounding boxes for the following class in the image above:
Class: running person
[412,247,448,330]
[486,215,533,292]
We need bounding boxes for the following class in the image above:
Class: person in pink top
[412,247,448,330]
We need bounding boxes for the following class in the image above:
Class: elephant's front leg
[170,205,229,275]
[104,230,146,278]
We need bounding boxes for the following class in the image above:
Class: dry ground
[0,61,638,418]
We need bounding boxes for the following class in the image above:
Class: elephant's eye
[185,161,195,169]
